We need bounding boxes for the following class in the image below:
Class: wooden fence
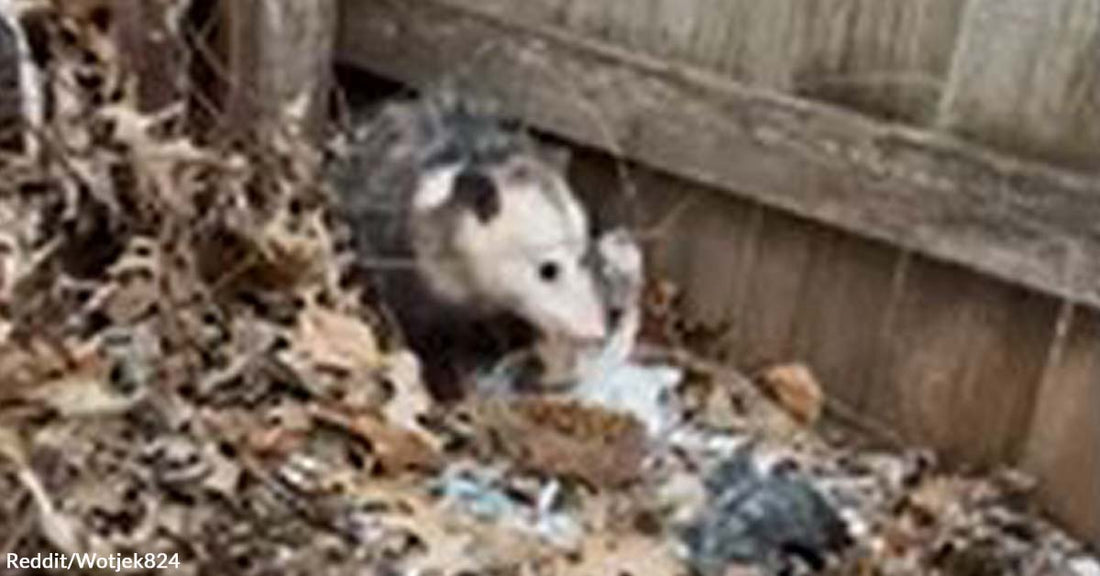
[334,0,1100,548]
[49,0,1094,549]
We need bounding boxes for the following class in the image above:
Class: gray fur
[334,94,562,283]
[332,93,604,399]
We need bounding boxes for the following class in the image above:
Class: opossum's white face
[413,159,608,343]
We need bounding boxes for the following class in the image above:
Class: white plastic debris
[1070,556,1100,576]
[572,361,682,436]
[429,465,583,551]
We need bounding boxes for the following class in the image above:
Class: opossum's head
[412,154,607,343]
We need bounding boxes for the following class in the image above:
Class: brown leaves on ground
[311,403,441,474]
[0,3,445,573]
[550,532,685,576]
[280,301,384,397]
[470,396,649,488]
[0,335,145,418]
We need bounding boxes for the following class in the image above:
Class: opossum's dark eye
[608,306,625,328]
[539,261,561,283]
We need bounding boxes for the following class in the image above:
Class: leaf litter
[0,2,1096,575]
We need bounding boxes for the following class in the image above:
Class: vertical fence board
[788,230,903,412]
[666,190,757,328]
[1023,307,1100,550]
[220,0,336,138]
[788,0,967,123]
[940,0,1100,170]
[114,0,187,112]
[727,210,821,370]
[866,258,1059,467]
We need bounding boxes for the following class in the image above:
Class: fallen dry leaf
[0,337,75,400]
[0,336,141,416]
[379,351,435,436]
[0,425,86,553]
[310,404,441,474]
[757,363,824,426]
[296,303,381,373]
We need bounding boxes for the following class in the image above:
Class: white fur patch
[453,173,605,340]
[411,154,606,342]
[412,165,462,212]
[463,179,586,273]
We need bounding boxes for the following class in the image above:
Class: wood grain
[114,0,185,112]
[337,0,1100,310]
[866,257,1060,467]
[730,210,821,371]
[939,0,1100,170]
[651,180,758,330]
[446,0,967,123]
[787,229,903,412]
[1023,306,1100,550]
[220,0,336,138]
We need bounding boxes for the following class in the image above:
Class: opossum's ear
[452,168,501,223]
[540,144,572,172]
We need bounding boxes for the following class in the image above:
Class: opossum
[334,94,608,400]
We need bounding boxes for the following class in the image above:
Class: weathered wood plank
[729,209,821,372]
[659,186,756,329]
[337,0,1100,310]
[785,0,966,123]
[452,0,966,123]
[940,0,1100,171]
[572,147,900,411]
[1023,306,1100,550]
[788,229,904,412]
[220,0,337,138]
[866,257,1060,468]
[114,0,186,112]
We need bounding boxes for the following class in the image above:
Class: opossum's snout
[521,256,608,343]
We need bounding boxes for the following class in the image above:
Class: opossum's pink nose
[569,316,608,344]
[532,297,607,343]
